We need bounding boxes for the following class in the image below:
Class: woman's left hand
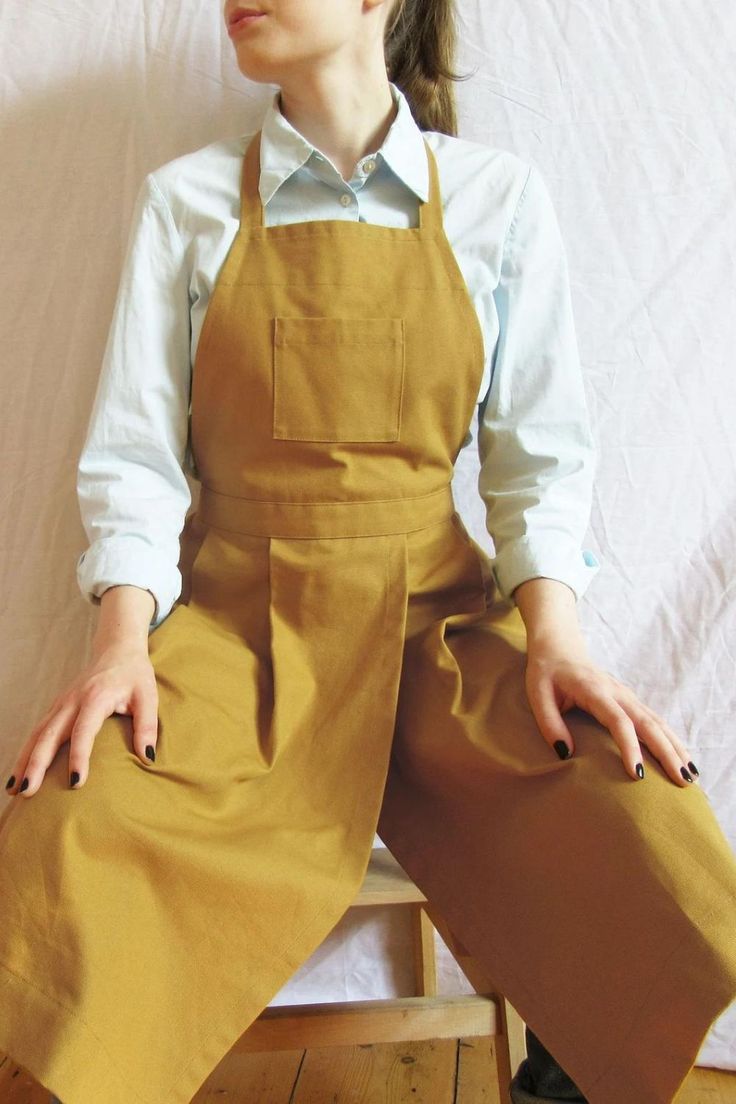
[523,643,700,787]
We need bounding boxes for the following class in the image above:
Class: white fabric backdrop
[1,0,734,1071]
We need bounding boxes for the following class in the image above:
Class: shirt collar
[255,81,430,207]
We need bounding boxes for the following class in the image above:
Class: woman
[2,1,736,1102]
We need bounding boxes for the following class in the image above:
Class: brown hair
[383,0,471,137]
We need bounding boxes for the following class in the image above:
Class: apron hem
[579,921,736,1104]
[0,955,145,1104]
[170,789,384,1103]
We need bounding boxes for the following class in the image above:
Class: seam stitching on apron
[582,925,695,1093]
[0,956,153,1104]
[200,489,452,506]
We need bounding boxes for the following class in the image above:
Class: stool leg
[420,905,527,1100]
[509,1025,587,1103]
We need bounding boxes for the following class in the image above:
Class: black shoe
[509,1026,587,1102]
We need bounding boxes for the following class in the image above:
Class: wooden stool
[234,846,527,1097]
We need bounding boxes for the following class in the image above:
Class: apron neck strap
[239,130,442,236]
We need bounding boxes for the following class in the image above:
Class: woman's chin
[232,56,282,86]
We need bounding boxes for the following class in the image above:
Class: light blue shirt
[76,81,601,630]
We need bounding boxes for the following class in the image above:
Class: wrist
[512,577,588,655]
[526,632,589,661]
[92,585,154,656]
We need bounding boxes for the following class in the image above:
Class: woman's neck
[277,71,398,184]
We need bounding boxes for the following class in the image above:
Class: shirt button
[340,193,351,207]
[363,158,376,173]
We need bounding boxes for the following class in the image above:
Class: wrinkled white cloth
[76,81,600,629]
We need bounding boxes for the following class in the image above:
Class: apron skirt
[1,505,735,1104]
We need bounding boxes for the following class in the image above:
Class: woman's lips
[228,12,266,33]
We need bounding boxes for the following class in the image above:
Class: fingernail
[687,760,699,777]
[145,745,156,762]
[70,771,80,788]
[635,763,645,779]
[5,775,15,789]
[553,740,570,760]
[680,766,694,783]
[19,777,29,793]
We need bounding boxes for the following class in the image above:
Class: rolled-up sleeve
[76,173,192,631]
[477,163,601,605]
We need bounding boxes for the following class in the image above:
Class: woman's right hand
[5,642,159,798]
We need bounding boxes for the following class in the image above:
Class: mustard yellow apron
[1,131,735,1104]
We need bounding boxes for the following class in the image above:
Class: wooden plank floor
[3,1040,736,1103]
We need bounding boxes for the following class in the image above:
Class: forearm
[92,585,155,658]
[512,577,588,654]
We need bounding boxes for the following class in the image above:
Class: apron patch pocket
[272,316,405,443]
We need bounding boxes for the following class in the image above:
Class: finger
[28,701,62,737]
[612,692,700,782]
[644,711,699,777]
[66,699,112,789]
[5,732,38,794]
[5,700,66,792]
[130,684,159,764]
[617,700,697,788]
[568,681,645,781]
[14,702,78,797]
[527,675,576,758]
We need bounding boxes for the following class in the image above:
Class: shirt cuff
[491,539,601,605]
[76,538,182,631]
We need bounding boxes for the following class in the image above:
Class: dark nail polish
[145,745,156,762]
[5,775,15,789]
[680,766,693,783]
[687,760,699,777]
[635,763,644,779]
[70,771,80,788]
[19,777,29,792]
[553,740,570,760]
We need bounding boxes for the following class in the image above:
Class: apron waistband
[198,483,456,538]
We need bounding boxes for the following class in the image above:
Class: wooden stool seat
[234,847,526,1096]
